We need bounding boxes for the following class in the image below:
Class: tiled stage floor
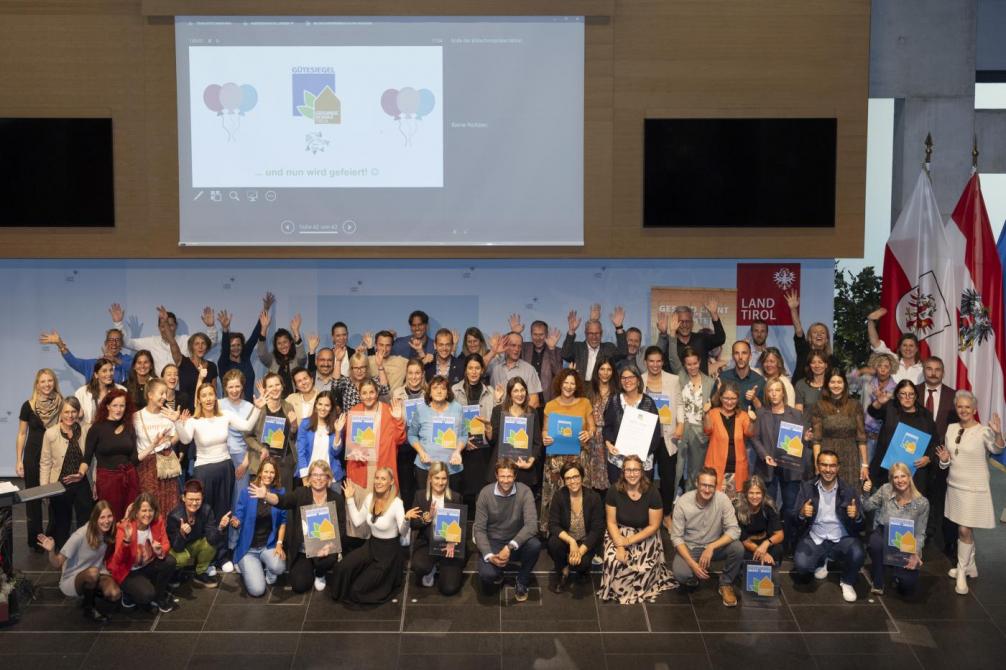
[3,479,1006,670]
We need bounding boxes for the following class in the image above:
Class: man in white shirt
[111,303,218,373]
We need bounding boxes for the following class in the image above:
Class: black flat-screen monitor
[0,118,115,227]
[643,118,836,228]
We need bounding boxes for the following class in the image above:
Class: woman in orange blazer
[343,379,407,491]
[106,492,176,613]
[703,381,756,497]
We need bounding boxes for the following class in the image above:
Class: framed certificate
[500,415,531,460]
[884,516,917,567]
[614,406,657,460]
[346,412,378,462]
[301,502,342,558]
[774,421,805,471]
[429,501,467,559]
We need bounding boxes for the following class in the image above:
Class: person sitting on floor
[547,461,604,593]
[862,462,929,597]
[37,500,121,623]
[670,466,744,607]
[473,457,541,602]
[330,469,411,607]
[106,492,177,614]
[231,457,287,597]
[409,460,466,596]
[792,449,866,602]
[734,475,784,566]
[166,479,227,589]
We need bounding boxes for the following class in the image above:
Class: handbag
[140,411,182,480]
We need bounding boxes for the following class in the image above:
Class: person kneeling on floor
[167,479,227,588]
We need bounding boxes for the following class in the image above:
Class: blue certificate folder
[880,423,931,474]
[546,413,582,456]
[774,421,805,471]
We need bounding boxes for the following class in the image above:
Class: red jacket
[345,401,406,489]
[106,516,170,584]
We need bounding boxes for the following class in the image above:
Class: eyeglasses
[897,392,916,399]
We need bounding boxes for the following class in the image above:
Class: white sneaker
[592,555,603,566]
[421,568,437,588]
[814,560,829,580]
[221,561,235,574]
[206,565,218,578]
[840,582,857,602]
[314,576,327,592]
[265,572,277,586]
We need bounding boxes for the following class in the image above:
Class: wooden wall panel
[0,0,868,258]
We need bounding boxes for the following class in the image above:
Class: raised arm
[784,291,803,339]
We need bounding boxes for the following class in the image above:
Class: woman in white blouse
[330,468,415,606]
[935,390,1005,595]
[175,380,263,523]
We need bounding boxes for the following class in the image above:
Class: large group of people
[15,292,1004,621]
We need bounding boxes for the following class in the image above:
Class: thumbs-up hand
[862,478,873,494]
[846,498,858,519]
[801,499,814,519]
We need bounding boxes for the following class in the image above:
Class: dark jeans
[46,480,93,551]
[121,555,177,605]
[288,552,340,593]
[546,534,597,575]
[793,535,865,586]
[780,479,804,552]
[477,536,542,590]
[867,527,920,594]
[671,541,745,586]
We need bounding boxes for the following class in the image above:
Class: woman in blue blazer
[296,391,345,486]
[232,458,288,596]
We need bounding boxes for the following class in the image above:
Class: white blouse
[176,411,260,467]
[346,494,408,540]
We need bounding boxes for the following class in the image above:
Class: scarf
[32,392,63,428]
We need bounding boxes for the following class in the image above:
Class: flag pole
[924,132,933,172]
[972,134,979,175]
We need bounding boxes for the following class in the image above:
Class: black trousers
[654,448,678,515]
[121,555,177,605]
[546,534,597,575]
[410,539,465,596]
[288,552,341,593]
[47,480,93,551]
[23,441,43,547]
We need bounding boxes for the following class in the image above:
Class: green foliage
[833,263,881,370]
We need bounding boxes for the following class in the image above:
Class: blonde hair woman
[17,368,63,550]
[409,461,465,595]
[862,461,929,596]
[332,468,414,606]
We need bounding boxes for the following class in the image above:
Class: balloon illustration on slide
[203,82,258,142]
[381,87,436,147]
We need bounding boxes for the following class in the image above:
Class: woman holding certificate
[703,381,755,497]
[409,375,466,494]
[866,379,935,492]
[643,346,682,527]
[408,461,466,595]
[934,390,1005,595]
[486,377,542,491]
[332,469,411,606]
[861,464,928,596]
[865,376,933,490]
[542,369,595,533]
[602,366,662,486]
[345,379,407,505]
[248,459,348,593]
[452,354,495,510]
[245,372,297,492]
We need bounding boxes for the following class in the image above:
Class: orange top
[703,407,753,492]
[345,401,406,489]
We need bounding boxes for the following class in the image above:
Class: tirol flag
[735,263,800,326]
[878,169,958,383]
[946,172,1006,441]
[998,220,1006,465]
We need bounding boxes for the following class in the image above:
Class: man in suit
[916,355,959,558]
[560,303,628,382]
[424,328,464,385]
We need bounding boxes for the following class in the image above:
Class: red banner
[735,263,801,326]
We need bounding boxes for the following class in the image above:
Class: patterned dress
[812,399,866,493]
[586,391,612,491]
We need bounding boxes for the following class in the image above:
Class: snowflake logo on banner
[902,288,937,334]
[958,288,993,352]
[772,267,797,291]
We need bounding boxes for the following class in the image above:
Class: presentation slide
[175,17,584,246]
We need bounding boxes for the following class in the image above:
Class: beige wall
[0,0,869,258]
